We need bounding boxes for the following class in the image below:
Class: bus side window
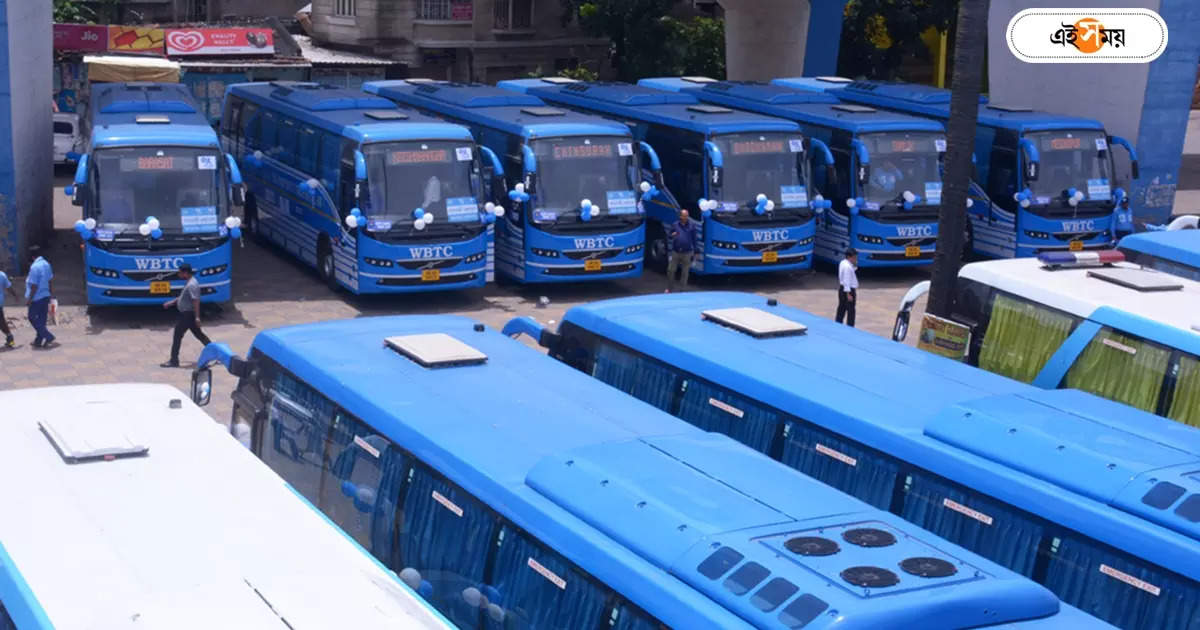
[321,411,394,550]
[986,130,1019,210]
[339,140,359,217]
[485,526,611,629]
[831,148,852,207]
[977,292,1080,384]
[260,365,338,506]
[298,125,318,175]
[241,102,260,150]
[319,132,341,196]
[260,110,279,156]
[973,126,996,186]
[1167,354,1200,428]
[222,97,242,147]
[1063,328,1171,414]
[279,118,299,168]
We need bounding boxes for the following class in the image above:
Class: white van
[53,112,81,164]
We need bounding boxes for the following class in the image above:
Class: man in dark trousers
[161,263,211,368]
[25,251,56,349]
[666,208,700,293]
[836,247,859,327]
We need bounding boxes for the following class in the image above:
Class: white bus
[0,383,451,630]
[894,251,1200,429]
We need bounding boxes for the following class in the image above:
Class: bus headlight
[1024,230,1051,240]
[363,257,394,267]
[711,240,739,250]
[90,266,119,278]
[624,243,643,254]
[531,248,559,257]
[464,252,486,263]
[199,264,228,276]
[858,235,884,245]
[797,236,814,246]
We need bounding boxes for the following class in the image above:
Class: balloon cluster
[509,182,530,204]
[224,216,243,239]
[246,150,264,168]
[754,193,776,215]
[901,190,920,211]
[139,216,163,239]
[344,207,368,229]
[1013,188,1034,208]
[460,585,506,623]
[481,202,505,224]
[1065,187,1085,207]
[810,195,832,213]
[639,180,657,200]
[73,217,98,240]
[696,198,719,218]
[579,199,602,222]
[411,208,436,231]
[845,197,866,215]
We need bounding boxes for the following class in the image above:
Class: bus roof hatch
[40,411,150,463]
[385,333,488,367]
[1087,268,1184,292]
[701,307,807,338]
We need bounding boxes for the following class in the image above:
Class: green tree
[928,0,989,317]
[54,0,95,23]
[662,16,726,79]
[838,0,958,79]
[560,0,677,81]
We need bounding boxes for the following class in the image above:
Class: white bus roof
[959,257,1200,338]
[0,383,450,630]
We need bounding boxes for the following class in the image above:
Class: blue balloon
[350,207,362,217]
[413,208,425,220]
[754,200,767,216]
[151,228,163,240]
[146,216,157,224]
[485,213,496,224]
[701,208,712,218]
[580,209,592,222]
[74,222,86,233]
[418,580,434,599]
[1067,187,1078,198]
[230,227,242,239]
[80,229,93,241]
[342,480,356,498]
[850,206,860,216]
[903,201,913,210]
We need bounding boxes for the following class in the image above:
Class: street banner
[165,28,275,56]
[916,313,972,361]
[108,26,165,52]
[54,24,108,52]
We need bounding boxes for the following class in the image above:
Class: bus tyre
[318,239,338,291]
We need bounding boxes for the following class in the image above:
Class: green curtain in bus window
[978,294,1076,383]
[1064,329,1169,413]
[1168,355,1200,428]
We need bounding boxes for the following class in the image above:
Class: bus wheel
[318,238,338,291]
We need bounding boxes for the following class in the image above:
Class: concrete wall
[0,0,52,273]
[722,0,810,80]
[988,0,1200,224]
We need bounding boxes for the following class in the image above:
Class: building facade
[309,0,610,82]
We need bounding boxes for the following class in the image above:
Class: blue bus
[640,77,946,267]
[189,316,1107,629]
[780,79,1140,259]
[508,292,1200,630]
[497,79,818,275]
[67,82,245,305]
[1119,219,1200,281]
[221,82,503,293]
[363,80,647,283]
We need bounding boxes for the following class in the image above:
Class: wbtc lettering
[895,225,934,238]
[751,230,790,242]
[408,246,454,259]
[1061,220,1096,232]
[573,237,616,249]
[134,257,185,270]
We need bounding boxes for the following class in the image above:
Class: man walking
[161,263,211,368]
[0,266,17,348]
[836,247,859,327]
[665,208,700,293]
[25,251,56,349]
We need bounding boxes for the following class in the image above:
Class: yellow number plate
[905,245,921,258]
[1069,240,1083,252]
[421,269,441,282]
[761,251,779,263]
[149,281,171,295]
[584,259,603,271]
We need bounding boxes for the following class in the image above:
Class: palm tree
[927,0,990,317]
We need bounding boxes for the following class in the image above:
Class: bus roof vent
[365,110,408,120]
[40,413,149,463]
[135,114,171,124]
[520,106,566,117]
[385,333,488,367]
[815,76,853,83]
[539,76,579,84]
[1087,268,1184,292]
[687,104,733,114]
[986,104,1033,112]
[702,307,807,338]
[405,78,436,84]
[832,104,877,114]
[682,76,718,83]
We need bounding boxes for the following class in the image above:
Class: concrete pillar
[722,0,812,81]
[0,0,52,272]
[988,0,1200,225]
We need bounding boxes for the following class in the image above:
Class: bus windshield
[531,137,638,220]
[711,132,807,212]
[363,141,479,228]
[93,147,226,232]
[859,131,943,210]
[1025,129,1113,205]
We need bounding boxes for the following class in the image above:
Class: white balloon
[756,193,767,203]
[487,604,505,623]
[514,182,525,193]
[1068,197,1079,207]
[422,213,434,224]
[581,198,592,208]
[138,223,152,236]
[345,215,359,228]
[1020,199,1031,208]
[225,216,239,229]
[484,202,496,213]
[307,178,320,191]
[706,200,718,211]
[253,150,264,160]
[414,218,426,230]
[399,568,421,590]
[493,206,505,217]
[1074,191,1085,201]
[845,198,857,208]
[1013,192,1022,201]
[590,206,600,217]
[84,218,97,230]
[147,218,161,231]
[966,198,974,208]
[902,190,916,203]
[765,200,775,211]
[814,194,825,201]
[462,587,482,608]
[639,181,651,193]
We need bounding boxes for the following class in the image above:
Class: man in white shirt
[836,247,859,327]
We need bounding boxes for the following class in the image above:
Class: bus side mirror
[1130,160,1140,180]
[858,164,870,190]
[232,183,246,207]
[1019,138,1040,182]
[710,165,723,189]
[191,368,213,406]
[70,154,89,207]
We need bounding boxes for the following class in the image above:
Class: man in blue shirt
[25,252,56,349]
[665,209,699,293]
[0,267,16,348]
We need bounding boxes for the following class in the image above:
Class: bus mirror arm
[501,316,560,349]
[1108,135,1139,179]
[851,139,870,189]
[891,280,930,342]
[1019,138,1040,181]
[480,146,505,179]
[354,150,368,182]
[69,154,89,206]
[638,141,662,171]
[225,154,246,206]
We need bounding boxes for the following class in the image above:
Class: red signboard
[54,24,109,52]
[165,28,275,56]
[451,1,474,21]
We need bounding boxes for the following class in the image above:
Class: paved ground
[0,170,931,426]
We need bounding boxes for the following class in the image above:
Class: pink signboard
[54,24,109,52]
[165,28,275,56]
[451,1,474,21]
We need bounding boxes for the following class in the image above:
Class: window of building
[419,0,473,21]
[335,0,356,17]
[494,0,533,30]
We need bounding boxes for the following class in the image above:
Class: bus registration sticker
[708,397,745,418]
[527,557,567,590]
[197,155,217,170]
[607,190,637,215]
[924,182,942,204]
[181,206,218,233]
[942,498,993,525]
[1087,178,1111,200]
[780,185,808,208]
[618,142,633,156]
[446,197,479,223]
[1099,564,1160,596]
[431,490,464,517]
[456,147,472,161]
[789,139,804,153]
